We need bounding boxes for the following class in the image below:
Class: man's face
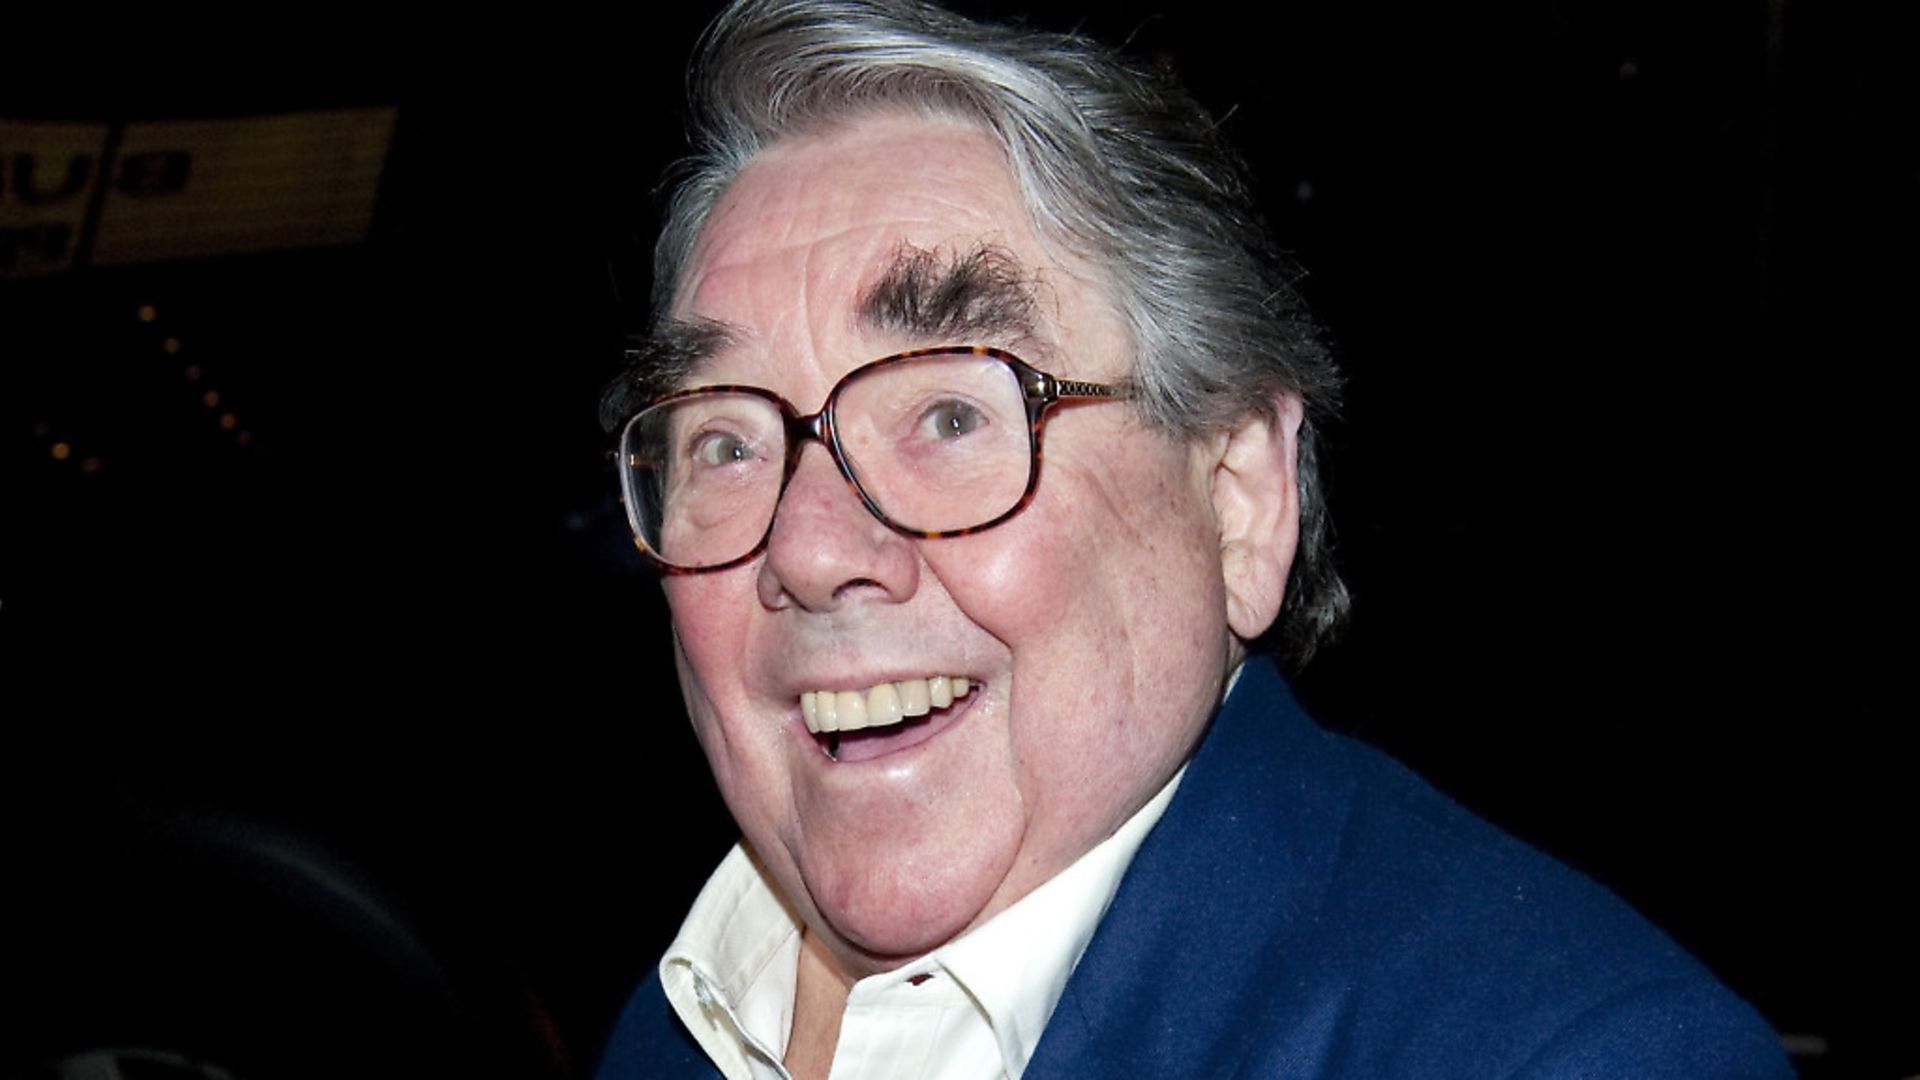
[664,113,1243,978]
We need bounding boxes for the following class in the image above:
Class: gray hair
[636,0,1349,665]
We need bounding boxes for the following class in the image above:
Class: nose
[756,443,920,611]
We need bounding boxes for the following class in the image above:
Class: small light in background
[137,304,158,323]
[163,337,182,354]
[219,413,238,430]
[236,431,254,447]
[80,457,103,475]
[184,364,202,381]
[202,390,221,408]
[51,442,72,461]
[1618,59,1639,80]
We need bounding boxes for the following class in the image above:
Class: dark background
[3,1,1911,1076]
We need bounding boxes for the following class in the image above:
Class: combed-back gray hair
[630,0,1349,665]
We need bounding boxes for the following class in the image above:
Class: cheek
[929,438,1228,714]
[664,576,752,680]
[943,437,1217,632]
[920,513,1091,657]
[919,456,1226,874]
[663,577,765,780]
[665,579,810,876]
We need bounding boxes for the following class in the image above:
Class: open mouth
[802,677,974,763]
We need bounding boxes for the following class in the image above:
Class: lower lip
[811,690,978,765]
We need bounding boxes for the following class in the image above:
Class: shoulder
[1289,727,1788,1076]
[592,969,717,1080]
[1036,659,1791,1078]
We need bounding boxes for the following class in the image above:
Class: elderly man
[595,1,1789,1077]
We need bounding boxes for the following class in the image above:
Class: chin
[799,835,1022,969]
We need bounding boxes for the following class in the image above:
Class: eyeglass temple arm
[1049,376,1131,401]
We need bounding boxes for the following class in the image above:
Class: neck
[784,928,852,1080]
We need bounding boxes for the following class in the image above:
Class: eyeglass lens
[624,353,1034,570]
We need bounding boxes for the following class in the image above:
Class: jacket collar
[1026,656,1353,1076]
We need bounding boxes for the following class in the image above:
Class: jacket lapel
[1024,659,1354,1077]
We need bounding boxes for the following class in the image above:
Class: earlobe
[1210,393,1303,641]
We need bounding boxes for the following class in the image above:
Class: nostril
[833,577,885,598]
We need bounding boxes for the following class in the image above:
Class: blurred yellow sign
[2,107,396,277]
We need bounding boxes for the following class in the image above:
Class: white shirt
[658,767,1185,1080]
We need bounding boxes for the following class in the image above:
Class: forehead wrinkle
[801,227,845,392]
[683,147,1016,313]
[685,219,938,296]
[679,223,951,395]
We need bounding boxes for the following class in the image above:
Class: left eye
[919,399,986,439]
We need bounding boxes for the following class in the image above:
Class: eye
[919,399,987,439]
[689,429,761,466]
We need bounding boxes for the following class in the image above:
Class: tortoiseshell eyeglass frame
[618,345,1132,575]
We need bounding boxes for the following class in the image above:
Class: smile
[800,677,976,762]
[800,676,972,733]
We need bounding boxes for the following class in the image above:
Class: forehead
[681,115,1019,303]
[671,114,1101,380]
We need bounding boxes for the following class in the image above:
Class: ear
[1208,393,1303,641]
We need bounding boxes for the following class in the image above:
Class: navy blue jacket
[596,658,1790,1078]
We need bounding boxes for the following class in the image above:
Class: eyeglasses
[617,345,1130,573]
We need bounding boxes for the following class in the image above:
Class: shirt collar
[933,762,1184,1075]
[659,845,803,1078]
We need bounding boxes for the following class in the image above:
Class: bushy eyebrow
[601,245,1039,431]
[858,244,1038,344]
[600,318,736,431]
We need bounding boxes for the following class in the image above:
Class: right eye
[688,429,761,467]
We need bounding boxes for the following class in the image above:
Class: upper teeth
[801,677,972,733]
